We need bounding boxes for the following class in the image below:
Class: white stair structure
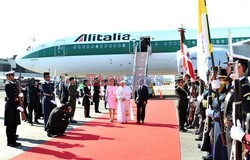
[132,45,150,98]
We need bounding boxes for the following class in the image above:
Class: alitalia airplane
[15,27,250,77]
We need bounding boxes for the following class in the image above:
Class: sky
[0,0,250,58]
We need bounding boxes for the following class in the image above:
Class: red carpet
[12,100,180,160]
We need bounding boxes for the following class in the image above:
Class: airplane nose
[15,54,23,66]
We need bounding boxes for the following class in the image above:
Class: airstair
[132,44,151,98]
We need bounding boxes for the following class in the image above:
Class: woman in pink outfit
[105,78,118,122]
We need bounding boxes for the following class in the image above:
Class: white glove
[211,79,220,90]
[50,100,57,105]
[18,93,24,98]
[197,95,203,102]
[230,119,245,142]
[17,106,24,112]
[206,108,215,118]
[189,97,193,102]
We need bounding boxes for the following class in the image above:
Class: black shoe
[47,133,53,137]
[141,121,144,124]
[179,128,188,132]
[194,131,200,135]
[34,120,40,124]
[202,154,213,160]
[16,142,21,146]
[136,121,140,124]
[85,116,91,118]
[187,125,195,129]
[70,120,78,123]
[57,132,66,136]
[195,137,202,141]
[95,111,101,113]
[30,123,33,126]
[7,143,19,147]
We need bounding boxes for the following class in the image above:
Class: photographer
[46,103,72,137]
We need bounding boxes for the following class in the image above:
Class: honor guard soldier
[41,72,56,129]
[4,71,23,147]
[206,67,229,160]
[224,54,250,158]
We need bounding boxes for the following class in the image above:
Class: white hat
[120,80,125,84]
[5,70,15,76]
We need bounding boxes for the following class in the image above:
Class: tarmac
[0,88,206,160]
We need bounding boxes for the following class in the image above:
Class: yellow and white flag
[197,0,213,83]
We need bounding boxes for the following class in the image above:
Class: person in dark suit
[140,38,150,52]
[21,81,29,122]
[82,80,91,118]
[46,103,72,137]
[41,72,55,129]
[4,71,22,147]
[59,77,69,104]
[175,78,189,132]
[68,77,77,123]
[93,78,101,113]
[27,78,39,125]
[134,78,149,124]
[103,80,107,109]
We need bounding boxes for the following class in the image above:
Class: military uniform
[4,71,21,147]
[41,72,55,129]
[206,68,229,160]
[224,54,250,159]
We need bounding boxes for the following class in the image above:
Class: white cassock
[116,86,134,122]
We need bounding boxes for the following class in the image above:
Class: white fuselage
[17,52,177,76]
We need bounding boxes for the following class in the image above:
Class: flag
[179,28,195,81]
[197,0,213,83]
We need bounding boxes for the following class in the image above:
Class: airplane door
[140,36,150,52]
[129,39,138,53]
[55,40,65,56]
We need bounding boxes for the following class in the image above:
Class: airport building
[0,55,42,89]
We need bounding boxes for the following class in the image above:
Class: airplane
[15,27,250,78]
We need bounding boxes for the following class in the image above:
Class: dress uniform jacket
[4,81,21,126]
[41,81,55,128]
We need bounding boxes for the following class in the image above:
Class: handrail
[132,43,138,99]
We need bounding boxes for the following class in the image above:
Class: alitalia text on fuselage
[74,33,131,42]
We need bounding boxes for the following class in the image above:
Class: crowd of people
[175,53,250,160]
[4,70,151,147]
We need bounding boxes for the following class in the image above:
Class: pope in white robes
[116,81,134,123]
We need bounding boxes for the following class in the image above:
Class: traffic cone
[160,90,163,99]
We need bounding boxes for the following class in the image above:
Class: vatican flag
[197,0,213,84]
